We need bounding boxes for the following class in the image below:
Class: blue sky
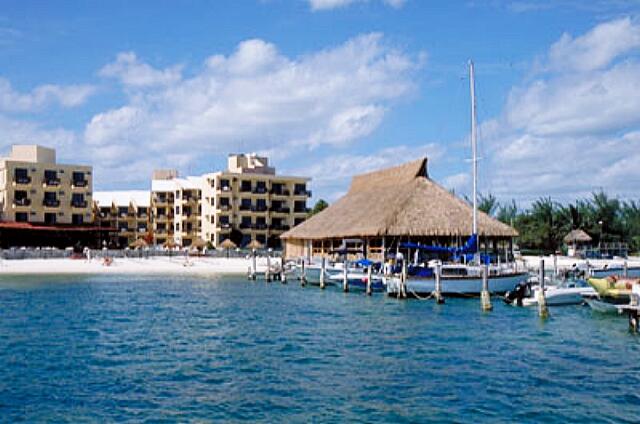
[1,0,639,206]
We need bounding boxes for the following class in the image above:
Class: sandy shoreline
[0,256,272,276]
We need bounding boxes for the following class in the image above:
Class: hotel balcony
[239,204,252,211]
[217,185,232,192]
[294,208,310,214]
[155,228,168,235]
[270,189,290,197]
[252,187,268,195]
[239,222,253,229]
[42,178,61,187]
[216,222,232,230]
[42,199,61,208]
[155,214,169,222]
[154,197,169,205]
[12,176,32,186]
[253,223,268,231]
[182,213,198,222]
[253,205,268,212]
[71,200,88,208]
[218,204,232,212]
[294,190,312,197]
[270,224,290,232]
[182,197,199,206]
[13,198,31,207]
[72,180,89,189]
[270,206,290,214]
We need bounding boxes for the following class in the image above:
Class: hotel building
[0,145,93,225]
[151,154,311,249]
[93,191,151,248]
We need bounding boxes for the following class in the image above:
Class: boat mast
[469,60,479,263]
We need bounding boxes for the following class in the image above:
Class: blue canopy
[354,258,375,267]
[400,234,478,256]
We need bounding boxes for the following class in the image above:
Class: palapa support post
[366,265,373,296]
[301,258,307,286]
[537,259,549,318]
[265,252,271,282]
[281,257,287,284]
[319,257,326,290]
[343,259,349,293]
[480,264,492,311]
[434,263,444,304]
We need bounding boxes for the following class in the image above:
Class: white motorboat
[521,280,596,307]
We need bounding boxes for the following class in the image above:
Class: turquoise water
[0,275,639,423]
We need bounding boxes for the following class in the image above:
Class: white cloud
[286,143,444,201]
[308,0,405,11]
[84,33,420,184]
[0,78,95,112]
[0,114,77,157]
[546,17,640,73]
[99,51,182,87]
[481,18,640,203]
[442,172,470,193]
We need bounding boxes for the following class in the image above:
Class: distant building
[0,145,101,247]
[93,191,151,248]
[150,153,311,249]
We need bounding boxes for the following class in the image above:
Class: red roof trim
[0,222,113,232]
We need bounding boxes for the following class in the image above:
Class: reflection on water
[0,274,638,422]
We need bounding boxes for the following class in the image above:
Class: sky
[1,0,640,207]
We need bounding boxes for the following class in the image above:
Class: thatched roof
[129,238,148,249]
[247,239,264,250]
[563,229,592,244]
[220,238,237,249]
[281,158,517,240]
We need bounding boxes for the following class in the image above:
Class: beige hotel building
[0,145,93,226]
[151,154,311,249]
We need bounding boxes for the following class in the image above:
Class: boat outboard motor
[504,281,529,306]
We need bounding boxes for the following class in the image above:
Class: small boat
[518,280,595,307]
[582,276,640,312]
[328,271,385,292]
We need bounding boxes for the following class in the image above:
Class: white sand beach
[0,256,274,276]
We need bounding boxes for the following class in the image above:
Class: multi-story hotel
[151,153,311,249]
[0,145,93,225]
[93,191,151,247]
[151,173,202,247]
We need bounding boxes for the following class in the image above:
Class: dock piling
[281,257,287,284]
[343,260,349,292]
[624,260,629,278]
[265,252,271,282]
[434,263,444,304]
[538,259,549,318]
[301,259,307,286]
[319,257,326,290]
[480,264,492,311]
[399,260,407,299]
[250,249,257,280]
[366,265,372,296]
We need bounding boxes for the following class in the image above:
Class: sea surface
[0,274,639,423]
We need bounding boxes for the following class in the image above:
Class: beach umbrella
[220,238,237,258]
[163,238,178,249]
[129,238,148,250]
[191,238,207,250]
[247,239,263,250]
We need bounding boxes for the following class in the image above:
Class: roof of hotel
[151,177,201,192]
[281,157,518,240]
[94,190,151,207]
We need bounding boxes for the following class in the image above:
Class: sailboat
[385,60,527,296]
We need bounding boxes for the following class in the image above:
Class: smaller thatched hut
[563,229,592,257]
[281,157,518,261]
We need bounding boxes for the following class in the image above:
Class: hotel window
[71,193,85,207]
[72,214,84,225]
[44,213,57,225]
[14,190,29,206]
[157,207,166,216]
[240,180,252,192]
[240,198,252,210]
[183,206,192,216]
[220,179,230,190]
[72,171,86,186]
[44,170,59,184]
[15,212,28,222]
[14,168,30,184]
[43,192,58,207]
[255,181,267,193]
[240,216,252,228]
[219,215,230,225]
[118,206,128,217]
[256,198,267,211]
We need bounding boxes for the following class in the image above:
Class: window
[72,171,86,186]
[118,206,128,216]
[220,179,230,190]
[14,168,30,184]
[14,190,29,206]
[44,170,58,182]
[219,215,230,225]
[220,197,230,207]
[43,192,58,207]
[240,198,252,210]
[240,180,252,192]
[183,206,192,216]
[157,223,166,230]
[15,212,28,222]
[71,193,85,207]
[72,214,84,225]
[44,213,57,225]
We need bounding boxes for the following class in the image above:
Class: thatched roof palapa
[563,229,592,244]
[281,158,517,240]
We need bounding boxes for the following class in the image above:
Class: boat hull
[521,287,596,307]
[385,273,526,296]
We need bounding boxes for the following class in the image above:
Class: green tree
[309,199,329,216]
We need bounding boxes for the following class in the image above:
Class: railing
[71,200,88,208]
[252,187,267,194]
[217,223,231,229]
[253,205,268,212]
[240,186,252,193]
[13,176,32,185]
[270,189,290,196]
[239,204,252,211]
[0,248,283,260]
[219,185,231,192]
[253,223,268,230]
[271,207,290,214]
[72,180,88,188]
[294,208,310,213]
[14,198,31,207]
[270,224,290,231]
[294,190,312,197]
[42,178,61,187]
[219,204,232,211]
[42,199,60,207]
